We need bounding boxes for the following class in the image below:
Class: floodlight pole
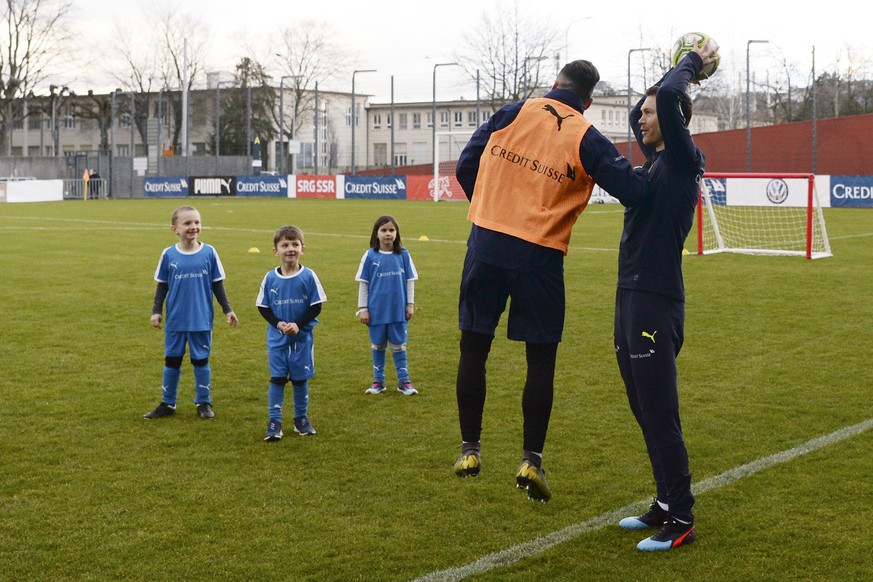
[811,46,817,174]
[351,69,376,175]
[279,75,299,174]
[524,56,548,96]
[563,17,593,63]
[746,40,769,171]
[432,62,459,168]
[215,79,234,168]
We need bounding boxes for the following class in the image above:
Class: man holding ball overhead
[614,36,719,550]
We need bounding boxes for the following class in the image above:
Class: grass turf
[1,198,870,580]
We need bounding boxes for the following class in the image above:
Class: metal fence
[63,179,108,200]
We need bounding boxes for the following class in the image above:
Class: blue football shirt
[355,248,418,325]
[256,266,327,350]
[154,242,226,332]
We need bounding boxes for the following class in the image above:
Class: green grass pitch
[1,198,871,580]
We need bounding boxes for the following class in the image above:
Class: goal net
[696,173,832,259]
[432,131,473,201]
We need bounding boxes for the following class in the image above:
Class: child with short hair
[356,215,419,396]
[256,226,327,441]
[144,205,238,420]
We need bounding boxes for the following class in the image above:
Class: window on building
[411,142,428,165]
[393,143,407,166]
[467,111,478,127]
[117,144,129,157]
[440,111,449,128]
[374,143,387,166]
[63,115,76,130]
[301,142,313,169]
[373,113,382,129]
[119,113,131,129]
[426,112,433,129]
[386,113,392,128]
[399,113,408,130]
[413,113,421,129]
[154,101,170,126]
[454,111,463,127]
[28,116,42,130]
[481,111,491,123]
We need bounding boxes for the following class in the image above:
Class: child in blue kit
[356,215,419,396]
[144,205,238,420]
[256,226,327,441]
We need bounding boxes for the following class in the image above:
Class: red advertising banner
[406,175,467,202]
[294,175,339,199]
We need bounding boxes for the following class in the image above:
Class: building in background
[3,84,718,177]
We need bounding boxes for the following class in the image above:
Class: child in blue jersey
[356,215,419,396]
[256,226,327,441]
[144,206,239,420]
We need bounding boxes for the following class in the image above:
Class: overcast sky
[66,0,869,102]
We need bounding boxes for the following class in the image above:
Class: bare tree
[109,3,210,154]
[272,21,345,145]
[455,1,560,110]
[0,0,73,153]
[154,6,210,152]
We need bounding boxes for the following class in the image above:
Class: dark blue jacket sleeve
[657,52,705,171]
[580,126,650,207]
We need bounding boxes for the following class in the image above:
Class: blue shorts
[458,252,565,344]
[165,331,212,360]
[368,321,408,346]
[268,334,315,381]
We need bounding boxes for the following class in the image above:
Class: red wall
[364,113,873,178]
[624,113,873,175]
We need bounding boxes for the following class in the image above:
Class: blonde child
[144,206,238,420]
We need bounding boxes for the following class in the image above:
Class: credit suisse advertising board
[143,174,873,207]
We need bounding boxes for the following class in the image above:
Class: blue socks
[193,363,211,404]
[373,347,410,383]
[268,380,310,421]
[392,350,410,383]
[268,382,285,421]
[161,366,181,406]
[292,380,310,419]
[372,348,386,382]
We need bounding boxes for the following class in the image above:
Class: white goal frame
[432,131,474,202]
[697,172,832,260]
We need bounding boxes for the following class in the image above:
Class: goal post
[696,173,832,259]
[432,131,474,201]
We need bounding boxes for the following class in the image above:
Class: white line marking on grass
[828,231,873,241]
[413,417,873,582]
[0,216,620,251]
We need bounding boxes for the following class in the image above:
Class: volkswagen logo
[766,179,789,204]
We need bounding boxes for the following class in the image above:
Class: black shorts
[458,251,565,344]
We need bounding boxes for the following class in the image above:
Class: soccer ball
[671,32,719,81]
